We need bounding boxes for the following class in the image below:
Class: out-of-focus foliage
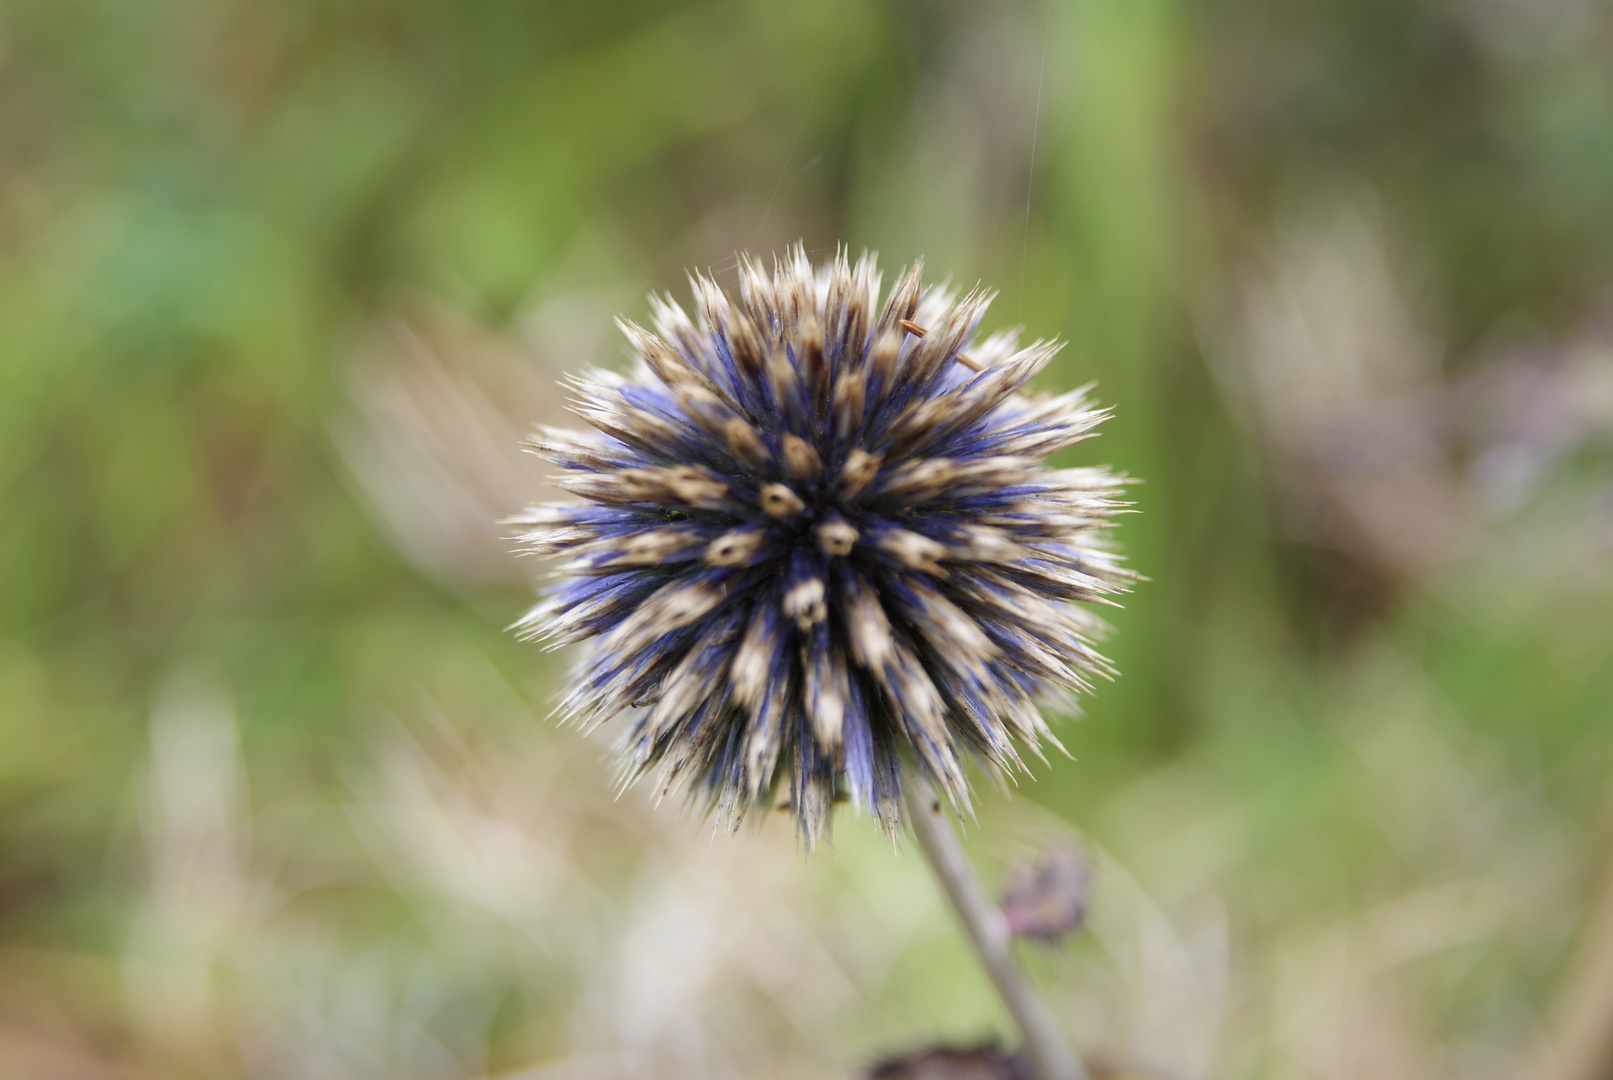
[2,0,1612,1077]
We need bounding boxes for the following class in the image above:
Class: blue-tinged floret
[512,245,1133,845]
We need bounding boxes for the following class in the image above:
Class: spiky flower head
[514,246,1132,846]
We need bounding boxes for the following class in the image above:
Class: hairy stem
[903,775,1089,1080]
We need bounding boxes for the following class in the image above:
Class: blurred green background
[4,0,1613,1077]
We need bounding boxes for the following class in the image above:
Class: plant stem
[903,775,1089,1080]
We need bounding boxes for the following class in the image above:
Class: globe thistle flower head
[514,246,1133,846]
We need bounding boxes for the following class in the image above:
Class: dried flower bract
[513,246,1132,845]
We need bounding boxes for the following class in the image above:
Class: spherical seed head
[513,246,1134,846]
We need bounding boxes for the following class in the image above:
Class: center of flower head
[514,246,1133,846]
